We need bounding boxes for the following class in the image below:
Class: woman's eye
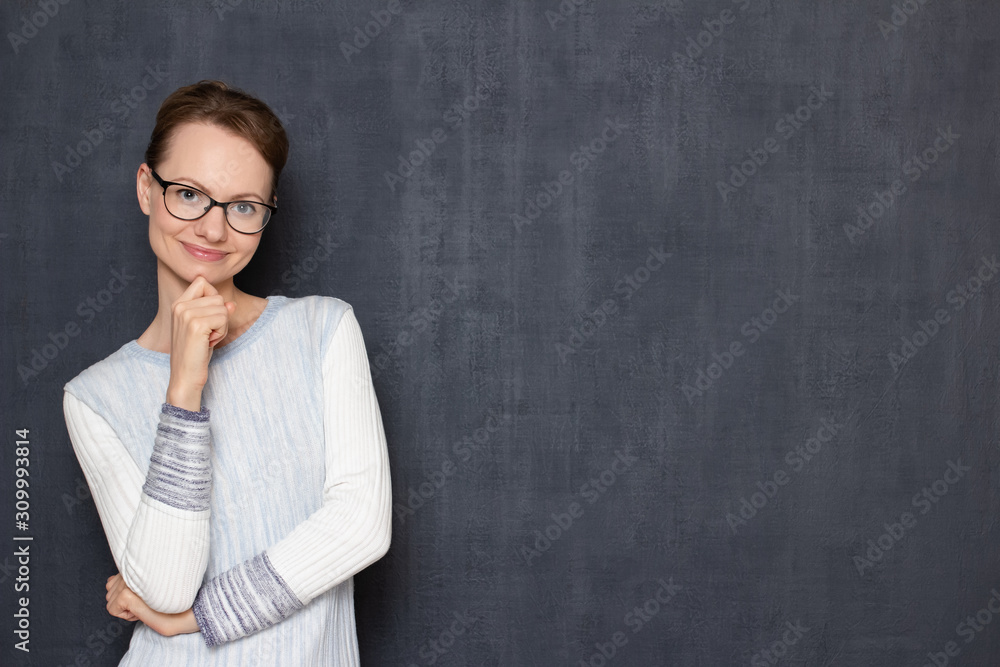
[233,202,258,216]
[179,189,200,201]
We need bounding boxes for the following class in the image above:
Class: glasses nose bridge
[196,197,231,235]
[207,197,230,219]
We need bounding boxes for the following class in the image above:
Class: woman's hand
[106,573,201,637]
[166,275,236,411]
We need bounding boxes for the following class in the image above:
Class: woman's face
[136,121,275,288]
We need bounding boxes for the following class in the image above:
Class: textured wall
[2,0,999,665]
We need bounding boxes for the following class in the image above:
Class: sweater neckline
[122,295,287,366]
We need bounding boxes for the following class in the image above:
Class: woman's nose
[193,204,229,241]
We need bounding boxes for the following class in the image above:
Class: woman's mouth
[182,242,228,262]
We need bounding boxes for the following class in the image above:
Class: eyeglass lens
[164,184,270,232]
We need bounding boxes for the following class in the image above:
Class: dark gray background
[3,0,999,665]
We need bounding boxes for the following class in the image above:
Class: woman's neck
[136,260,263,354]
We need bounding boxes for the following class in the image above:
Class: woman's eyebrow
[174,175,265,202]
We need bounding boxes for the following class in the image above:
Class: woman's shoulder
[62,341,141,408]
[273,293,354,318]
[272,293,357,340]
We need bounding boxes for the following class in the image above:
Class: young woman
[62,80,392,666]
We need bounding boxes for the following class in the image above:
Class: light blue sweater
[63,294,392,666]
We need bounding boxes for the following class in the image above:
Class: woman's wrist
[171,608,201,636]
[148,607,200,637]
[165,383,204,413]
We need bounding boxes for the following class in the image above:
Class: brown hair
[143,80,289,201]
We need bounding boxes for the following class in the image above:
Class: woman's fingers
[173,299,233,348]
[176,274,213,303]
[174,298,230,328]
[183,302,229,323]
[167,277,237,396]
[196,275,219,297]
[106,573,124,602]
[173,296,226,322]
[208,302,238,346]
[100,576,195,635]
[105,572,138,620]
[188,275,219,298]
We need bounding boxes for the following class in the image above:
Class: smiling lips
[182,242,228,262]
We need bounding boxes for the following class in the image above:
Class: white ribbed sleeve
[269,307,392,599]
[63,394,213,613]
[191,306,392,646]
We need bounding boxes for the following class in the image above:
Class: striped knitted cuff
[192,552,304,647]
[141,403,213,512]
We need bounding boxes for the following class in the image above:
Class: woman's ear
[136,164,153,216]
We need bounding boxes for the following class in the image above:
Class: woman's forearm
[64,393,214,613]
[167,609,201,636]
[141,607,200,637]
[123,403,214,611]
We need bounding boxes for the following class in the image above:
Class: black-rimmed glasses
[150,169,277,234]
